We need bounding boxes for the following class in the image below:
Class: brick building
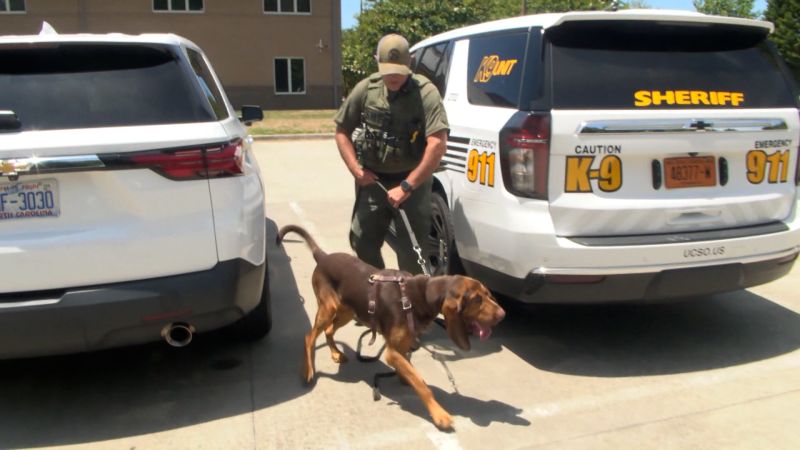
[0,0,343,109]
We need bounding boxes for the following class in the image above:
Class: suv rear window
[467,31,529,108]
[0,43,216,131]
[548,21,798,110]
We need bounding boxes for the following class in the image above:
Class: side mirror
[239,105,264,126]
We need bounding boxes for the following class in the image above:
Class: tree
[342,0,509,92]
[692,0,757,18]
[765,0,800,79]
[521,0,617,14]
[342,0,613,92]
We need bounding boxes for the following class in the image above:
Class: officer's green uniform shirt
[335,73,449,174]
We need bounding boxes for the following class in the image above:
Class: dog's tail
[277,224,326,261]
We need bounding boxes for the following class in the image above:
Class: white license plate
[0,179,60,221]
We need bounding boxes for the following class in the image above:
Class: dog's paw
[431,410,454,431]
[331,352,348,364]
[301,365,315,386]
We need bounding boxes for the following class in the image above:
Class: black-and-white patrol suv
[0,29,269,358]
[410,9,800,302]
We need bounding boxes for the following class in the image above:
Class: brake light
[499,112,550,200]
[122,139,243,180]
[206,140,245,178]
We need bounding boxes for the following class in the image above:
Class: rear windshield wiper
[0,110,21,132]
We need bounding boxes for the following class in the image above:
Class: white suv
[0,32,270,358]
[410,10,800,302]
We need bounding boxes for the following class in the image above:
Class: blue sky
[340,0,769,29]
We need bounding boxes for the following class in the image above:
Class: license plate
[664,156,716,189]
[0,179,60,221]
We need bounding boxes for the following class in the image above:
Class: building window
[264,0,311,14]
[0,0,26,13]
[153,0,204,12]
[274,58,306,94]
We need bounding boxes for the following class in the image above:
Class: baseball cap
[376,34,411,76]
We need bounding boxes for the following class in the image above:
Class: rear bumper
[0,258,265,359]
[464,252,798,303]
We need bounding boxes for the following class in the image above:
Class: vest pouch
[363,105,391,130]
[358,106,393,169]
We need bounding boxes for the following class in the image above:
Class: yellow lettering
[505,59,518,75]
[675,91,691,105]
[493,59,517,75]
[691,91,709,105]
[634,90,652,107]
[598,155,622,192]
[473,55,498,83]
[633,90,746,107]
[565,156,594,193]
[473,55,519,83]
[651,90,675,105]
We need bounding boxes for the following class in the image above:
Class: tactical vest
[355,73,428,174]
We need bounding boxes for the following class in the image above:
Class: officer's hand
[387,186,410,209]
[355,168,378,187]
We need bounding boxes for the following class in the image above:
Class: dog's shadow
[313,338,530,429]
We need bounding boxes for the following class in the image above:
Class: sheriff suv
[410,10,800,303]
[0,31,270,358]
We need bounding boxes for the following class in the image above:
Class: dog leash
[358,182,464,401]
[374,180,430,277]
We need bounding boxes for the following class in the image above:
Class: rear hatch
[544,20,799,237]
[0,41,227,292]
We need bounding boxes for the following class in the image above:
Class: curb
[251,133,334,141]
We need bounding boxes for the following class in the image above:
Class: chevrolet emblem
[1,159,27,181]
[0,160,15,174]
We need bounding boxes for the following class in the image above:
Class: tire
[427,191,464,276]
[228,259,272,341]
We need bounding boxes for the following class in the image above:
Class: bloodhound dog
[278,224,505,430]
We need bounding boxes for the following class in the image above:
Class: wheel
[427,191,464,275]
[228,259,272,341]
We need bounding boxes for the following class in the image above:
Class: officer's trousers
[349,177,432,274]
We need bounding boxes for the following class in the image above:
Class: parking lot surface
[0,139,798,449]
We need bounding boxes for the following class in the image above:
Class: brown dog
[278,224,505,430]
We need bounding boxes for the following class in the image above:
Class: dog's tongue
[471,321,492,341]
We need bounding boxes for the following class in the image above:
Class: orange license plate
[664,156,716,189]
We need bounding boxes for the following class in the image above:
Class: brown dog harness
[367,273,416,345]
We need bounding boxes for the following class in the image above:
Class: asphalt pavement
[0,138,797,449]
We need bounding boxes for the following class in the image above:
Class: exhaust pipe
[161,322,195,347]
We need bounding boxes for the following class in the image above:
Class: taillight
[129,148,206,180]
[112,139,244,180]
[205,140,245,178]
[499,112,550,200]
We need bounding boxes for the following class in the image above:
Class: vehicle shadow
[0,218,313,448]
[494,289,800,377]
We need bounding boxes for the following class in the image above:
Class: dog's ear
[442,295,470,351]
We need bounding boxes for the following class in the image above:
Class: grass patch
[246,109,337,135]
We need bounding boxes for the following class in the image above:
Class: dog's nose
[495,307,506,322]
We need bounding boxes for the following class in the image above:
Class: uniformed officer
[334,33,449,274]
